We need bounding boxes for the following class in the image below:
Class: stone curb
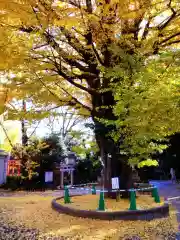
[51,195,169,221]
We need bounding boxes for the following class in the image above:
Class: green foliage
[5,176,22,191]
[11,139,44,180]
[41,133,63,168]
[0,122,20,152]
[66,129,99,158]
[110,50,180,166]
[138,159,158,168]
[72,139,98,159]
[74,157,102,184]
[11,134,63,181]
[64,130,85,153]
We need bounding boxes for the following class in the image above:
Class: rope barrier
[67,184,155,193]
[67,182,98,188]
[167,196,180,201]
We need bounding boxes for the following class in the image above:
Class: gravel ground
[0,223,80,240]
[0,222,39,240]
[0,222,178,240]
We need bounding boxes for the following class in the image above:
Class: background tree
[47,107,84,138]
[156,133,180,179]
[73,136,102,184]
[41,133,63,167]
[11,139,44,181]
[0,126,19,152]
[0,0,180,193]
[46,106,91,152]
[11,133,64,189]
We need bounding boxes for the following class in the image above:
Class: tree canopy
[110,50,180,166]
[0,0,179,119]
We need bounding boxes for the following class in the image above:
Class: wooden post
[70,170,73,186]
[60,171,64,188]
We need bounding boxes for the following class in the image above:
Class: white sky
[0,115,93,145]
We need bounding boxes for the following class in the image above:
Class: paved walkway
[151,181,180,223]
[0,188,90,198]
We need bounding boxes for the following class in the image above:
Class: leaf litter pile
[0,194,178,240]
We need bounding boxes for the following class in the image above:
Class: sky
[0,114,93,146]
[0,97,93,146]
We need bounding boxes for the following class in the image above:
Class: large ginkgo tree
[0,0,180,193]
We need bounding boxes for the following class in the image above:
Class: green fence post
[92,185,96,195]
[98,191,105,211]
[151,187,155,198]
[129,190,137,210]
[153,187,160,203]
[64,186,71,204]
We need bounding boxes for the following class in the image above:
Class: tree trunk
[21,100,28,146]
[91,77,133,198]
[95,126,133,198]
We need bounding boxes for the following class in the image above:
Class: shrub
[5,176,22,190]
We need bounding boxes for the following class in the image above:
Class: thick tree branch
[32,46,99,95]
[33,71,78,107]
[56,68,98,95]
[0,87,14,148]
[59,0,81,9]
[157,0,178,31]
[61,86,92,112]
[28,120,42,139]
[44,32,89,72]
[159,32,180,45]
[86,0,93,13]
[141,17,152,40]
[91,42,104,65]
[19,7,100,95]
[19,26,38,33]
[162,39,180,47]
[60,27,102,69]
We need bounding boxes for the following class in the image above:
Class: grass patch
[0,194,178,239]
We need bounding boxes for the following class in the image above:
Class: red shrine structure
[7,160,21,176]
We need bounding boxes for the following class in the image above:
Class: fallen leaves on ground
[0,194,178,240]
[58,194,163,211]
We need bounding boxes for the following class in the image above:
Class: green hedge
[4,176,51,191]
[5,176,22,190]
